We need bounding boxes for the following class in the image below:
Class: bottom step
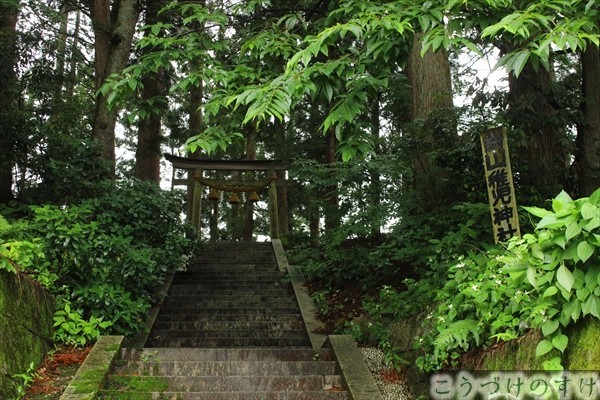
[104,374,343,392]
[97,391,349,399]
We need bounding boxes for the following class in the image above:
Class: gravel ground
[360,347,416,400]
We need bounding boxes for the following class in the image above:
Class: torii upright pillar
[268,170,279,239]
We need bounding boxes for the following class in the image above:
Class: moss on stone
[458,319,600,371]
[96,391,185,400]
[60,336,124,400]
[0,270,55,397]
[96,392,153,400]
[471,331,552,370]
[565,317,600,370]
[106,376,170,392]
[72,379,104,394]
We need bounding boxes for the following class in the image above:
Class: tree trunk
[53,3,69,107]
[134,0,166,184]
[406,32,456,210]
[88,0,140,175]
[324,131,340,231]
[575,45,600,197]
[369,91,382,237]
[209,173,220,241]
[276,170,289,239]
[0,0,19,203]
[508,63,567,199]
[231,171,243,241]
[308,203,320,247]
[64,11,81,99]
[242,127,256,242]
[134,73,163,183]
[186,65,204,221]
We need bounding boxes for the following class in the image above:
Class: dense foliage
[318,190,600,372]
[0,180,197,345]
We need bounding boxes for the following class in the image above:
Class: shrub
[415,190,600,372]
[5,179,197,343]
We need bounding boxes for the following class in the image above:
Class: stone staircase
[95,241,351,399]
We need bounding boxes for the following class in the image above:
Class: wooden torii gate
[165,154,290,240]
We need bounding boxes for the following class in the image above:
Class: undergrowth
[295,191,600,373]
[1,179,198,345]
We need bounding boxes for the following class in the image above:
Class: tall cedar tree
[0,0,19,203]
[88,0,140,175]
[135,0,167,183]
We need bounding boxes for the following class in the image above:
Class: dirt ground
[24,346,91,400]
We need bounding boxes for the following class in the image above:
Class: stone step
[160,299,299,309]
[169,282,289,288]
[146,337,311,348]
[171,276,285,282]
[149,328,308,340]
[153,306,301,314]
[165,291,293,299]
[162,294,296,303]
[151,319,305,331]
[179,269,282,275]
[120,347,335,362]
[172,276,286,284]
[104,374,343,392]
[166,287,292,295]
[167,283,290,291]
[203,243,273,248]
[195,256,276,261]
[113,360,338,377]
[152,313,303,323]
[97,390,349,399]
[198,249,275,255]
[191,260,277,267]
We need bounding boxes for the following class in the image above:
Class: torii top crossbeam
[164,154,290,172]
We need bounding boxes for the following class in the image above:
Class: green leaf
[527,266,537,286]
[590,187,600,204]
[128,77,138,91]
[542,356,563,371]
[511,51,530,77]
[582,295,600,318]
[561,298,582,325]
[535,339,553,357]
[523,206,552,218]
[541,319,559,336]
[581,203,598,220]
[531,243,544,260]
[583,217,600,232]
[551,334,568,353]
[543,286,558,297]
[557,264,575,293]
[577,241,594,263]
[537,214,559,229]
[552,234,566,249]
[565,222,582,241]
[555,190,574,204]
[347,23,363,39]
[323,83,333,103]
[341,147,357,162]
[563,243,580,262]
[584,268,599,291]
[576,287,590,302]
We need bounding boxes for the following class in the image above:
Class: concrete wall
[0,270,54,397]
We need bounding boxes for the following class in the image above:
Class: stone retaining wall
[0,270,54,397]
